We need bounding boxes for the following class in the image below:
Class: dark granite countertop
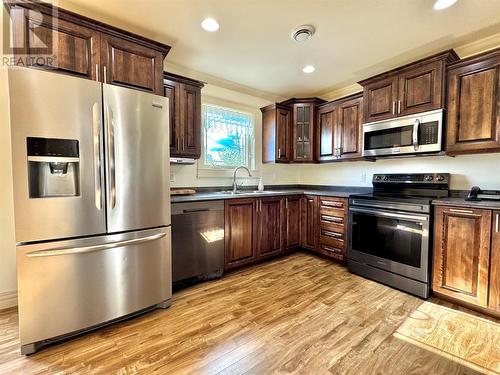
[432,197,500,210]
[171,185,370,203]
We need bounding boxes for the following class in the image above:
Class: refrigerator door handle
[26,232,166,257]
[92,102,102,210]
[106,105,117,209]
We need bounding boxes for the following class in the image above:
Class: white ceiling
[57,0,500,98]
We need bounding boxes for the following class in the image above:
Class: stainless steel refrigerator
[8,68,172,355]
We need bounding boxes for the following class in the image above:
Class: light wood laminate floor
[0,253,498,374]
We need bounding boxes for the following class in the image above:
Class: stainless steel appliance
[171,201,224,283]
[8,68,172,355]
[347,173,450,298]
[362,109,443,157]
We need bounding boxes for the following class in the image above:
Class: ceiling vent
[291,25,315,43]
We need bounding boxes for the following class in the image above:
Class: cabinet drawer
[319,211,346,225]
[319,197,347,211]
[319,228,345,248]
[318,243,345,261]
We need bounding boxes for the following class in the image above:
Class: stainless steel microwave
[362,109,443,157]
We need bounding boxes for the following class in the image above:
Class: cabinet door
[300,195,318,251]
[224,199,257,269]
[293,103,314,162]
[398,61,443,116]
[10,7,100,80]
[489,211,500,312]
[257,197,283,258]
[285,196,301,250]
[432,206,492,307]
[276,107,291,162]
[316,103,338,162]
[446,54,500,154]
[338,96,363,160]
[101,34,164,95]
[363,75,398,122]
[179,84,202,158]
[164,79,181,155]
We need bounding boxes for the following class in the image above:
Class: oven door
[362,109,442,156]
[348,206,430,282]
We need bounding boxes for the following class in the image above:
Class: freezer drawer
[17,227,172,354]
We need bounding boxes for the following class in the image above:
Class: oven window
[351,212,422,267]
[364,125,413,150]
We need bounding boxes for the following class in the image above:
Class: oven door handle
[350,207,428,222]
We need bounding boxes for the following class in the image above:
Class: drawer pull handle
[449,208,474,214]
[321,215,343,223]
[322,230,343,239]
[321,201,343,208]
[321,244,342,254]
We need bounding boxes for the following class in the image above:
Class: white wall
[297,153,500,190]
[0,5,17,309]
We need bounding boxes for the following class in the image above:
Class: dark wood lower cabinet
[489,210,500,313]
[257,197,283,259]
[300,195,318,251]
[285,196,301,251]
[432,206,492,309]
[224,199,257,269]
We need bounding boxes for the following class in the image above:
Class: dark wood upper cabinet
[261,105,277,164]
[101,34,164,95]
[316,93,365,162]
[337,95,363,160]
[359,50,459,123]
[316,102,338,162]
[225,199,258,270]
[489,211,500,313]
[432,206,492,308]
[362,76,398,122]
[10,7,100,80]
[276,106,292,162]
[164,73,204,159]
[446,48,500,155]
[284,196,301,251]
[8,1,170,94]
[257,197,283,258]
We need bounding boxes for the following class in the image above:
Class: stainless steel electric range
[347,173,450,298]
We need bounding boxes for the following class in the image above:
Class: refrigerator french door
[8,68,172,355]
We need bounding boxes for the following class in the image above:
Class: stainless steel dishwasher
[171,200,225,284]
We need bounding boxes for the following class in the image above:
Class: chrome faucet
[232,166,252,193]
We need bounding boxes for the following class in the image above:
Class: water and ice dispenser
[27,137,80,198]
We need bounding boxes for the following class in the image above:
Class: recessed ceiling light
[302,65,315,74]
[201,18,219,32]
[433,0,458,10]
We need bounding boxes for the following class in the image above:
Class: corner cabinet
[164,73,204,159]
[433,205,499,317]
[8,2,170,95]
[445,48,500,155]
[316,93,364,162]
[359,50,459,123]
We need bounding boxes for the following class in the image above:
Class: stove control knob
[383,176,389,181]
[436,175,445,181]
[425,175,434,182]
[375,176,382,181]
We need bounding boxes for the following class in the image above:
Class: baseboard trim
[0,290,17,310]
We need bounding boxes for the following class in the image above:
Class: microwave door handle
[92,102,102,210]
[106,106,116,209]
[413,119,420,151]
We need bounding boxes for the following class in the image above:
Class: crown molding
[454,32,500,58]
[314,83,363,102]
[164,61,287,104]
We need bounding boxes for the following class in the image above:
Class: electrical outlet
[360,172,367,182]
[170,170,175,183]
